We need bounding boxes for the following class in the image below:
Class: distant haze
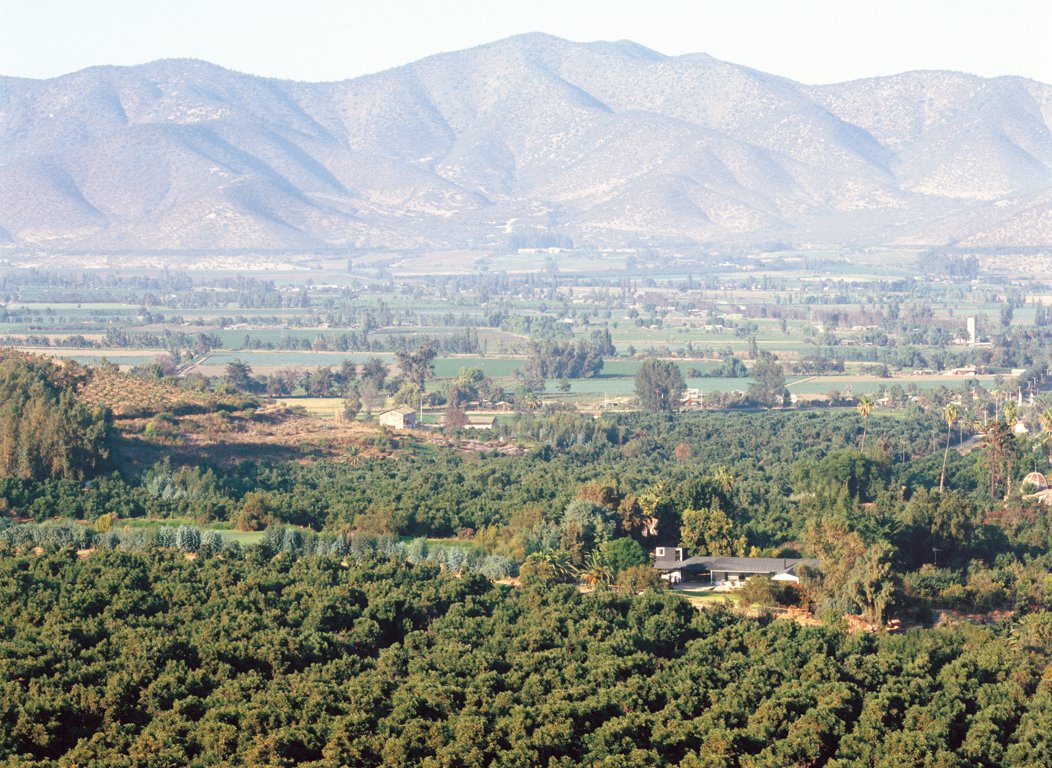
[3,0,1051,86]
[1,34,1051,261]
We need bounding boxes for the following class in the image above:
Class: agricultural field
[0,246,1046,419]
[193,350,395,376]
[786,373,1001,397]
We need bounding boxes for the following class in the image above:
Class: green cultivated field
[432,356,523,378]
[786,375,999,396]
[200,350,394,369]
[0,248,1040,414]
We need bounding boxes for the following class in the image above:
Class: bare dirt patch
[112,406,388,471]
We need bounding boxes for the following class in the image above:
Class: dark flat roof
[654,556,817,575]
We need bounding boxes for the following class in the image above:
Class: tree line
[0,352,110,481]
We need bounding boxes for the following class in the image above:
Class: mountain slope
[1,33,1050,259]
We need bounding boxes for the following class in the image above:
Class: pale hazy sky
[2,0,1050,85]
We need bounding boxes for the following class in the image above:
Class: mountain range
[2,33,1051,262]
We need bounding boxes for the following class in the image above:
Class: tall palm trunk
[940,421,952,492]
[940,404,959,494]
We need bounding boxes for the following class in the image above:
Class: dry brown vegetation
[111,404,526,472]
[52,359,524,472]
[77,369,223,417]
[111,405,390,471]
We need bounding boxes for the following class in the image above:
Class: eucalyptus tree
[634,358,686,412]
[395,343,437,390]
[747,357,787,408]
[940,403,959,492]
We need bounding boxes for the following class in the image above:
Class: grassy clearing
[30,348,167,359]
[424,537,479,551]
[568,375,751,395]
[119,518,197,528]
[215,529,266,545]
[205,350,394,367]
[68,355,158,368]
[674,588,739,599]
[674,589,742,606]
[116,519,277,546]
[432,357,522,378]
[6,302,140,312]
[273,397,348,418]
[787,375,998,395]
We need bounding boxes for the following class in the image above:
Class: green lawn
[117,518,269,545]
[674,589,741,604]
[215,529,266,545]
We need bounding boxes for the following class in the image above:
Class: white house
[653,547,818,588]
[378,406,417,430]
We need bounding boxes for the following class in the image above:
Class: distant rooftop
[654,555,818,576]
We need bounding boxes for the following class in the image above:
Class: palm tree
[536,550,574,582]
[857,394,875,453]
[1004,400,1019,430]
[1003,403,1020,496]
[1040,409,1052,464]
[712,465,735,495]
[940,403,958,492]
[576,550,613,588]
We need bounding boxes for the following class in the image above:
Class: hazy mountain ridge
[1,33,1051,258]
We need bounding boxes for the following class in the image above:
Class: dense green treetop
[0,549,1049,767]
[634,358,687,412]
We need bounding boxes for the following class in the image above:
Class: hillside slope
[1,34,1051,259]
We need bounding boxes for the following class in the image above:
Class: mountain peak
[0,39,1050,258]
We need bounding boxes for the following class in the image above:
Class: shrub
[738,576,781,608]
[175,525,201,552]
[200,530,223,556]
[477,555,517,580]
[155,525,175,548]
